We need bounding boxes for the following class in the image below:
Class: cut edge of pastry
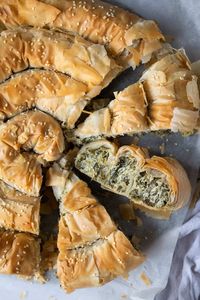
[75,140,191,218]
[71,49,200,143]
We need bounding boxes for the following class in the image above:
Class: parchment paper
[0,1,199,300]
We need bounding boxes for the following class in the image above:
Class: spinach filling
[76,148,171,208]
[129,170,170,208]
[76,147,111,182]
[108,155,137,193]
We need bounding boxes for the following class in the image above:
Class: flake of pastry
[140,271,152,286]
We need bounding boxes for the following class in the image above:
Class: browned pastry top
[47,164,144,292]
[0,0,164,66]
[0,230,41,278]
[0,180,40,234]
[0,27,121,91]
[0,110,64,196]
[0,70,91,128]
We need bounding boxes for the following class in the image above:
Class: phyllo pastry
[74,82,148,142]
[0,230,41,279]
[75,140,191,218]
[73,50,200,142]
[141,50,200,132]
[0,0,165,67]
[0,70,96,128]
[0,180,40,234]
[0,110,65,196]
[46,160,144,292]
[0,28,121,93]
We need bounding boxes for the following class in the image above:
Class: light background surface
[0,1,200,299]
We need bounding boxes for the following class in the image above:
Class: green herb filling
[129,170,170,208]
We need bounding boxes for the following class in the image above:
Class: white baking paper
[0,1,200,300]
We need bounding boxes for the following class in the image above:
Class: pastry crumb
[121,294,127,299]
[132,136,139,145]
[136,216,143,226]
[159,142,165,154]
[19,291,27,300]
[82,110,92,114]
[119,203,136,220]
[140,272,152,286]
[41,235,58,272]
[131,235,141,247]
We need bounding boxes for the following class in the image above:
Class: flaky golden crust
[58,205,116,251]
[0,0,164,67]
[73,50,200,142]
[0,70,92,128]
[74,107,111,138]
[0,27,121,91]
[110,83,148,134]
[75,140,191,217]
[48,168,117,249]
[58,231,144,293]
[75,82,149,139]
[0,110,65,162]
[0,181,40,234]
[0,144,42,197]
[117,144,149,165]
[0,110,64,196]
[0,0,60,27]
[47,163,144,292]
[0,230,41,278]
[62,180,97,212]
[57,248,100,292]
[141,51,200,132]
